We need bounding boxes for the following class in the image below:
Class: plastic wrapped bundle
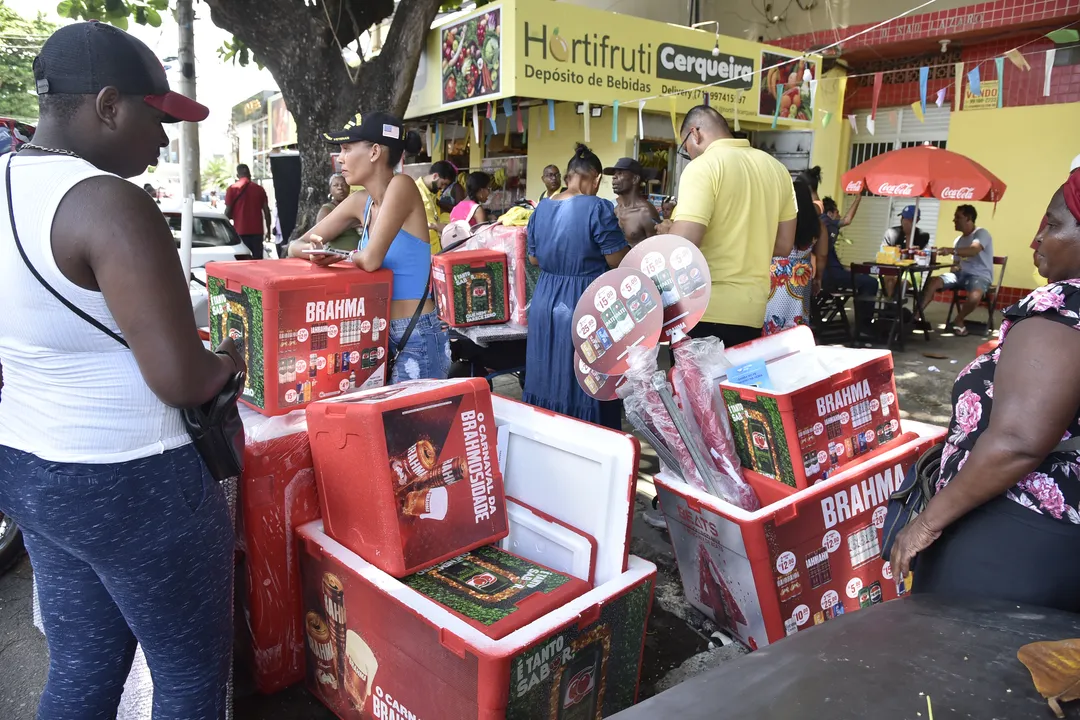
[672,337,759,511]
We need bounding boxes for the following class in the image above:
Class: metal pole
[177,0,200,201]
[180,196,194,282]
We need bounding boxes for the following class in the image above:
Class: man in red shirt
[225,164,271,258]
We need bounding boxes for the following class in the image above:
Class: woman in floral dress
[763,179,826,335]
[890,174,1080,611]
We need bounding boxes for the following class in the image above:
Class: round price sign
[571,268,662,376]
[573,351,626,400]
[622,235,712,343]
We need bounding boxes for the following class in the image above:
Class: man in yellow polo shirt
[414,160,457,253]
[667,106,797,347]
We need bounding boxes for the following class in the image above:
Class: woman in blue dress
[524,144,629,428]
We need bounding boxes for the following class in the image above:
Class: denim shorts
[940,271,992,294]
[389,309,450,383]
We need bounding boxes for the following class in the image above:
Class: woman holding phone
[288,111,449,383]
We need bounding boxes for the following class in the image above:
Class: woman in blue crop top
[289,111,449,383]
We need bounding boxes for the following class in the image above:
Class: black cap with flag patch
[323,111,407,147]
[33,21,208,123]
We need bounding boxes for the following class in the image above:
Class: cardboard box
[207,259,393,416]
[298,395,653,719]
[432,249,510,327]
[716,326,901,490]
[655,420,945,649]
[305,378,508,577]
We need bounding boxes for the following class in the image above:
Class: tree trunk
[205,0,444,238]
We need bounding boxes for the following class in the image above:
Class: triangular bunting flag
[548,99,556,131]
[637,101,644,139]
[968,67,981,98]
[516,105,524,134]
[866,116,875,135]
[703,92,710,107]
[919,67,929,114]
[1005,49,1030,71]
[1047,28,1080,44]
[890,110,899,126]
[809,79,817,110]
[871,72,883,119]
[772,85,784,129]
[1045,48,1056,96]
[583,101,591,142]
[803,66,813,83]
[669,96,679,139]
[911,101,925,123]
[472,105,480,143]
[995,57,1005,108]
[612,101,620,143]
[425,125,432,155]
[848,114,858,133]
[935,87,947,108]
[954,62,964,111]
[734,90,743,132]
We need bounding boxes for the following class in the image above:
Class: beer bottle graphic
[558,639,604,720]
[227,314,246,358]
[468,275,490,315]
[748,416,776,477]
[440,558,516,596]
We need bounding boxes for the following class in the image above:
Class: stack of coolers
[204,259,394,693]
[433,223,539,328]
[655,326,946,648]
[293,378,655,719]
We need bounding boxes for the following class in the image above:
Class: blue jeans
[939,271,992,295]
[389,309,451,384]
[0,444,234,720]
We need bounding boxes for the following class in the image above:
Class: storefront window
[252,117,270,181]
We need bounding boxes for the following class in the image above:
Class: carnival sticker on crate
[432,249,509,327]
[621,234,712,343]
[572,268,663,376]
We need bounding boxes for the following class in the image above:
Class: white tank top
[0,153,189,463]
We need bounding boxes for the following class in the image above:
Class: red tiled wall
[931,285,1031,306]
[843,35,1080,111]
[775,0,1080,53]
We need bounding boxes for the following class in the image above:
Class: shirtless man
[604,157,660,247]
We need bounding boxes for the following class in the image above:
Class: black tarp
[269,152,300,241]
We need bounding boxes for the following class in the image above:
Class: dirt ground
[0,305,989,719]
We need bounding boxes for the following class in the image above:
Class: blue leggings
[0,444,234,720]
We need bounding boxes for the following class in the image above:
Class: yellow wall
[525,102,639,201]
[933,103,1080,290]
[809,68,848,201]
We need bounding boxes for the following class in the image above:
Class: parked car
[160,201,255,268]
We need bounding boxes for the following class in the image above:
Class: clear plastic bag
[671,337,759,510]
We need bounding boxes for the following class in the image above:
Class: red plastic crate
[298,521,655,720]
[237,406,322,694]
[207,259,393,416]
[462,224,537,326]
[305,378,508,577]
[432,249,510,327]
[655,420,946,649]
[716,326,900,490]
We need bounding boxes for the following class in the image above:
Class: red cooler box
[298,395,653,719]
[716,325,900,489]
[237,405,321,694]
[655,419,946,650]
[207,259,392,416]
[463,224,538,326]
[306,378,508,577]
[432,249,510,327]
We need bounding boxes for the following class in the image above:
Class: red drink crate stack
[305,378,509,577]
[655,420,945,649]
[432,249,511,327]
[236,405,322,694]
[298,395,655,720]
[207,260,393,416]
[462,224,538,326]
[716,326,900,490]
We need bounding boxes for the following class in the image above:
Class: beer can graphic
[869,581,883,605]
[688,265,707,291]
[309,353,318,378]
[344,630,378,713]
[404,439,438,478]
[858,587,872,608]
[676,271,694,297]
[579,339,597,364]
[595,327,613,350]
[305,611,337,689]
[427,456,467,487]
[638,289,657,312]
[390,459,410,489]
[440,557,516,595]
[402,486,448,520]
[588,333,606,359]
[559,640,604,720]
[322,573,347,682]
[627,298,645,322]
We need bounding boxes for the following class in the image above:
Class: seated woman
[288,111,449,384]
[449,171,491,226]
[523,144,629,429]
[890,174,1080,612]
[316,173,362,250]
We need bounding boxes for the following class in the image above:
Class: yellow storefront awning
[406,0,820,129]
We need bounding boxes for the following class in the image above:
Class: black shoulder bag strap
[225,181,249,221]
[4,157,128,347]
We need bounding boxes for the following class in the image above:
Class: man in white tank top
[0,22,243,720]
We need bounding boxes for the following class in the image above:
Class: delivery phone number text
[524,64,652,93]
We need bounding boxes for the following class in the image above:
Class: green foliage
[202,156,232,193]
[57,0,167,30]
[0,1,56,121]
[217,37,262,69]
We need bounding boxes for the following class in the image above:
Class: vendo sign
[940,186,976,200]
[877,182,916,196]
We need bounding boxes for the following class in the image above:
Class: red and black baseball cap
[33,21,208,123]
